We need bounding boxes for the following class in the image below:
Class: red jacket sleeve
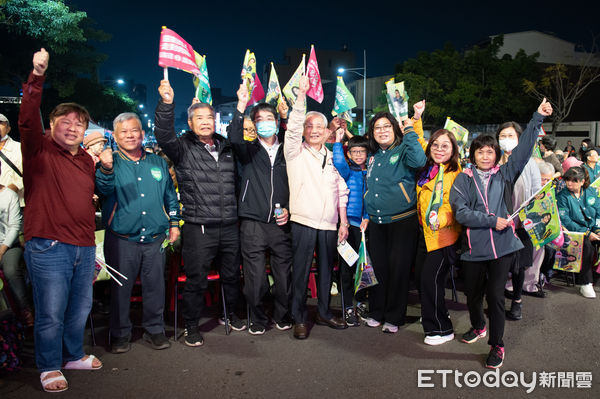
[18,72,46,160]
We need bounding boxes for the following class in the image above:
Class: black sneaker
[183,326,204,347]
[218,315,248,331]
[275,320,293,331]
[345,307,360,327]
[486,345,505,368]
[111,334,131,354]
[356,302,368,319]
[505,301,522,320]
[248,323,266,335]
[461,327,487,344]
[143,332,171,350]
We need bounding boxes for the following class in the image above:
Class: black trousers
[579,237,595,285]
[340,225,363,309]
[462,253,514,347]
[290,222,336,323]
[181,222,241,326]
[367,213,419,326]
[104,231,166,338]
[420,244,456,337]
[240,219,292,327]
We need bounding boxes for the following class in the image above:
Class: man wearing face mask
[228,83,293,335]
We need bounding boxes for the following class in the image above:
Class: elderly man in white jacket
[285,75,349,339]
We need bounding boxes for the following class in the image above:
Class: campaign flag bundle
[553,231,584,273]
[265,63,283,106]
[158,27,200,75]
[282,55,306,107]
[240,50,265,105]
[443,118,469,150]
[306,45,324,103]
[193,52,213,105]
[385,79,409,121]
[518,181,561,249]
[354,231,378,294]
[332,76,357,118]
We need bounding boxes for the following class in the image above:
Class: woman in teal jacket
[556,166,600,298]
[362,112,426,333]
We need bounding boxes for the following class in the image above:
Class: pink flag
[249,74,265,106]
[158,27,200,75]
[306,45,324,103]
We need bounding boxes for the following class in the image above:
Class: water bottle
[274,203,284,225]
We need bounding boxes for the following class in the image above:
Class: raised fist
[158,80,174,104]
[33,48,49,76]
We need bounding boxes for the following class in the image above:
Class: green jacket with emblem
[557,186,600,235]
[364,127,426,224]
[96,150,180,242]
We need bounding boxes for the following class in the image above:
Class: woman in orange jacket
[415,128,462,346]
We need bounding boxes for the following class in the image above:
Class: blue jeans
[25,238,95,372]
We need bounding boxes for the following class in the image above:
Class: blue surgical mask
[256,120,277,138]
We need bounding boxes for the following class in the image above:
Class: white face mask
[499,138,518,153]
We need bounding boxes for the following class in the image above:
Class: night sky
[70,0,597,120]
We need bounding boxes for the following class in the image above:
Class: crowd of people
[1,48,598,393]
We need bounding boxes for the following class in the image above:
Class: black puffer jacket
[154,100,237,225]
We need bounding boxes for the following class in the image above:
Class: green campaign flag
[553,232,584,273]
[443,117,469,149]
[332,76,357,117]
[518,181,561,249]
[282,54,305,107]
[265,62,283,107]
[385,78,409,121]
[353,231,378,294]
[193,52,212,105]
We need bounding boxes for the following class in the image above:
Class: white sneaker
[424,333,455,346]
[382,322,398,333]
[363,317,381,328]
[579,283,597,298]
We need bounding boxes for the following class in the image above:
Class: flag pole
[302,53,306,75]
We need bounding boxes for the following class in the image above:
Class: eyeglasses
[374,124,392,132]
[431,143,451,151]
[349,149,367,155]
[243,128,256,133]
[306,124,325,130]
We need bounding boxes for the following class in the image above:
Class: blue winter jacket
[449,112,545,262]
[332,142,368,227]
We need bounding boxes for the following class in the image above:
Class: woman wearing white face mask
[497,122,544,322]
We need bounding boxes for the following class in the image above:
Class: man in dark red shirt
[19,49,102,393]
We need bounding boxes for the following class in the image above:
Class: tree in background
[0,0,137,126]
[387,36,540,126]
[523,36,600,134]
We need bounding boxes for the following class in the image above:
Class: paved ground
[1,276,599,398]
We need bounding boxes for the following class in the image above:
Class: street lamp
[139,104,144,109]
[337,50,367,134]
[116,79,125,85]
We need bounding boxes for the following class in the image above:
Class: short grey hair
[538,161,555,176]
[113,112,142,131]
[187,102,215,120]
[303,111,328,128]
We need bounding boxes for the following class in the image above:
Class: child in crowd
[332,130,369,326]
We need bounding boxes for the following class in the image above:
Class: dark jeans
[367,213,419,326]
[181,222,241,326]
[104,231,166,337]
[290,222,336,323]
[420,244,456,337]
[240,219,292,327]
[463,253,514,347]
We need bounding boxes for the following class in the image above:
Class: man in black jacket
[155,80,245,347]
[229,83,293,335]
